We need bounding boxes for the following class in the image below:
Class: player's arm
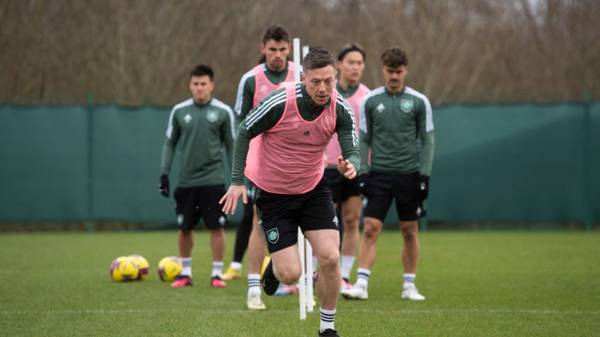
[417,96,435,177]
[417,96,435,201]
[358,96,372,175]
[234,72,255,122]
[221,106,236,170]
[159,109,180,197]
[335,100,360,178]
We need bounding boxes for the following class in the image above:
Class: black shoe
[261,259,279,296]
[319,329,340,337]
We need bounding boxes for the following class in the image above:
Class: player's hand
[358,174,369,196]
[418,175,430,201]
[158,174,170,198]
[336,156,357,180]
[219,185,248,215]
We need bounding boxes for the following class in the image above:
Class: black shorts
[254,179,339,253]
[323,168,360,203]
[364,171,423,222]
[174,185,228,231]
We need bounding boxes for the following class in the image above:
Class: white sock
[355,268,370,289]
[230,261,242,271]
[403,273,416,287]
[248,273,261,297]
[340,255,355,280]
[312,255,318,270]
[181,257,192,277]
[212,261,224,277]
[319,307,336,332]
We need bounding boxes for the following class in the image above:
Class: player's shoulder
[404,86,431,105]
[363,86,386,104]
[334,91,353,114]
[357,83,370,94]
[170,98,195,116]
[209,98,233,114]
[239,66,260,86]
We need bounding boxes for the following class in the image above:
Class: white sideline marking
[1,308,599,316]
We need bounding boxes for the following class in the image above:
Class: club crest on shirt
[206,110,219,123]
[400,98,414,113]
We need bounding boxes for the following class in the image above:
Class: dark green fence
[1,103,598,228]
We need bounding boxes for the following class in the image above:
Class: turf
[1,231,599,337]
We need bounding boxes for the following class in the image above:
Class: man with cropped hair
[221,47,359,337]
[341,47,434,302]
[324,43,370,292]
[158,64,235,289]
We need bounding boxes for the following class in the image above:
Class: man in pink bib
[221,48,359,337]
[323,43,370,292]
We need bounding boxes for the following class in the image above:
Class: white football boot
[340,285,368,300]
[401,283,426,301]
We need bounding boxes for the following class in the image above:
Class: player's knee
[275,263,302,284]
[318,249,340,270]
[363,219,382,241]
[342,212,360,231]
[401,222,418,241]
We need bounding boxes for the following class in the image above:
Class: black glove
[358,174,369,196]
[159,174,170,198]
[418,175,430,201]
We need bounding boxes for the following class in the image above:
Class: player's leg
[339,194,362,289]
[246,206,267,309]
[172,187,198,288]
[299,181,342,336]
[222,195,254,280]
[200,185,228,288]
[341,172,392,300]
[395,172,425,301]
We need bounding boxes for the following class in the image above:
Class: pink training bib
[325,83,369,166]
[246,83,338,194]
[246,62,296,177]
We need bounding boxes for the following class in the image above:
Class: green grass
[1,231,599,337]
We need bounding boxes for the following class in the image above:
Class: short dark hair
[189,64,214,80]
[337,43,366,62]
[381,47,408,68]
[262,24,290,44]
[302,47,336,71]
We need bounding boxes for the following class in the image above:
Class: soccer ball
[129,255,149,280]
[110,256,140,282]
[158,256,182,282]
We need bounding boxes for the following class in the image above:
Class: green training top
[160,98,235,187]
[359,86,435,176]
[234,63,291,120]
[230,83,360,185]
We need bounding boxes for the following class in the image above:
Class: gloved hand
[358,174,369,197]
[418,175,430,201]
[159,174,170,198]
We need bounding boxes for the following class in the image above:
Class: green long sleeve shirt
[359,86,435,176]
[160,98,235,187]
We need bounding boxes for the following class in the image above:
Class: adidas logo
[303,130,310,136]
[184,114,192,123]
[376,103,385,112]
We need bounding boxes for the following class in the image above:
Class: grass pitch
[1,230,599,337]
